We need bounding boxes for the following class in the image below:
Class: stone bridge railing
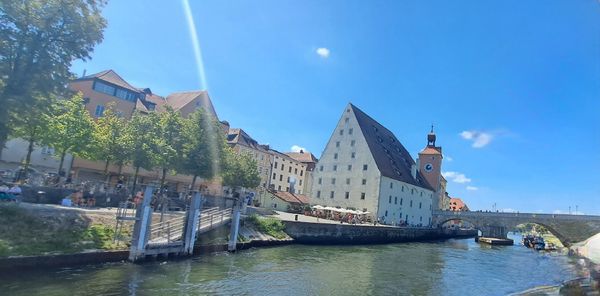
[432,211,600,246]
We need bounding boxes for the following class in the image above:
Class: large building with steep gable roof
[311,103,436,226]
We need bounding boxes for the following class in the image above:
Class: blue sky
[72,0,600,214]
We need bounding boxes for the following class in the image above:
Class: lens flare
[182,0,208,90]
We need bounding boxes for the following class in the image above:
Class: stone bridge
[432,210,600,246]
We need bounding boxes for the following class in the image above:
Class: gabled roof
[420,146,442,155]
[286,151,318,164]
[227,128,268,152]
[165,91,218,120]
[271,191,310,204]
[77,70,141,93]
[350,103,434,191]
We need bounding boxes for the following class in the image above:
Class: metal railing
[147,207,232,244]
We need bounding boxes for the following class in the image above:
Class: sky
[72,0,600,214]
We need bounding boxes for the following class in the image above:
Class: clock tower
[418,126,444,210]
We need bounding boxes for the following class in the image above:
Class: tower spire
[427,125,436,147]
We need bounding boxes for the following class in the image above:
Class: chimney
[300,149,304,154]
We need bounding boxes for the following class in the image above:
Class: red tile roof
[271,191,310,205]
[420,146,442,155]
[165,91,218,119]
[286,151,318,164]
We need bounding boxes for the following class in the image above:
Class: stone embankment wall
[283,221,475,244]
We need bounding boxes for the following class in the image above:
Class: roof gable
[78,70,141,93]
[165,91,218,120]
[350,104,433,191]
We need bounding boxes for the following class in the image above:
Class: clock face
[424,163,433,172]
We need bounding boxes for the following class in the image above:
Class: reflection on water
[1,235,578,296]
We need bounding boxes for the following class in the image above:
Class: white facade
[269,152,307,194]
[311,107,381,214]
[0,138,74,174]
[311,104,434,226]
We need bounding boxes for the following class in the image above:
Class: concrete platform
[476,237,514,245]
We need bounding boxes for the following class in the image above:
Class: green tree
[44,93,95,177]
[128,111,160,194]
[221,147,261,191]
[0,0,107,155]
[9,95,53,180]
[156,107,183,189]
[178,109,221,192]
[92,104,133,182]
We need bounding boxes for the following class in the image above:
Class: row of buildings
[0,69,469,225]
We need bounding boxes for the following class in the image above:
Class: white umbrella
[312,205,324,209]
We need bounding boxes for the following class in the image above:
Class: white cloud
[466,186,478,191]
[316,47,330,58]
[460,130,493,148]
[442,171,472,184]
[290,145,307,153]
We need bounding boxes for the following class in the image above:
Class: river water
[1,234,581,296]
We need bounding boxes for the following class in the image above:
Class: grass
[247,214,287,239]
[0,204,128,257]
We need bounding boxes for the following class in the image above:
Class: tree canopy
[0,0,107,152]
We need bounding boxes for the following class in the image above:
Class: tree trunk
[160,167,167,189]
[104,159,111,184]
[131,166,140,196]
[57,150,66,183]
[22,137,35,181]
[190,175,198,194]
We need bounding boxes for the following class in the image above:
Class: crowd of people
[0,182,22,202]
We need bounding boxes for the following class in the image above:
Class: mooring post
[228,196,242,252]
[128,186,154,262]
[183,192,202,255]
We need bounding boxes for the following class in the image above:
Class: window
[279,175,283,181]
[394,197,398,204]
[300,170,303,176]
[333,165,337,171]
[362,179,367,185]
[402,186,405,192]
[278,185,282,190]
[351,140,355,146]
[400,198,403,205]
[345,117,349,123]
[274,161,278,168]
[273,204,277,209]
[385,210,388,217]
[339,129,344,135]
[420,216,423,222]
[334,153,338,160]
[287,176,290,182]
[351,152,356,158]
[336,141,340,147]
[410,200,413,207]
[345,192,349,199]
[294,168,297,174]
[390,183,393,189]
[346,178,350,185]
[299,180,302,186]
[93,81,115,95]
[363,164,368,171]
[330,191,335,198]
[318,178,322,185]
[281,164,284,170]
[286,187,289,192]
[349,128,353,135]
[94,105,105,117]
[319,165,323,172]
[115,88,135,102]
[361,193,365,200]
[411,189,414,195]
[317,191,321,198]
[288,167,291,173]
[388,196,392,203]
[347,165,352,171]
[419,202,422,209]
[331,178,336,185]
[41,146,55,155]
